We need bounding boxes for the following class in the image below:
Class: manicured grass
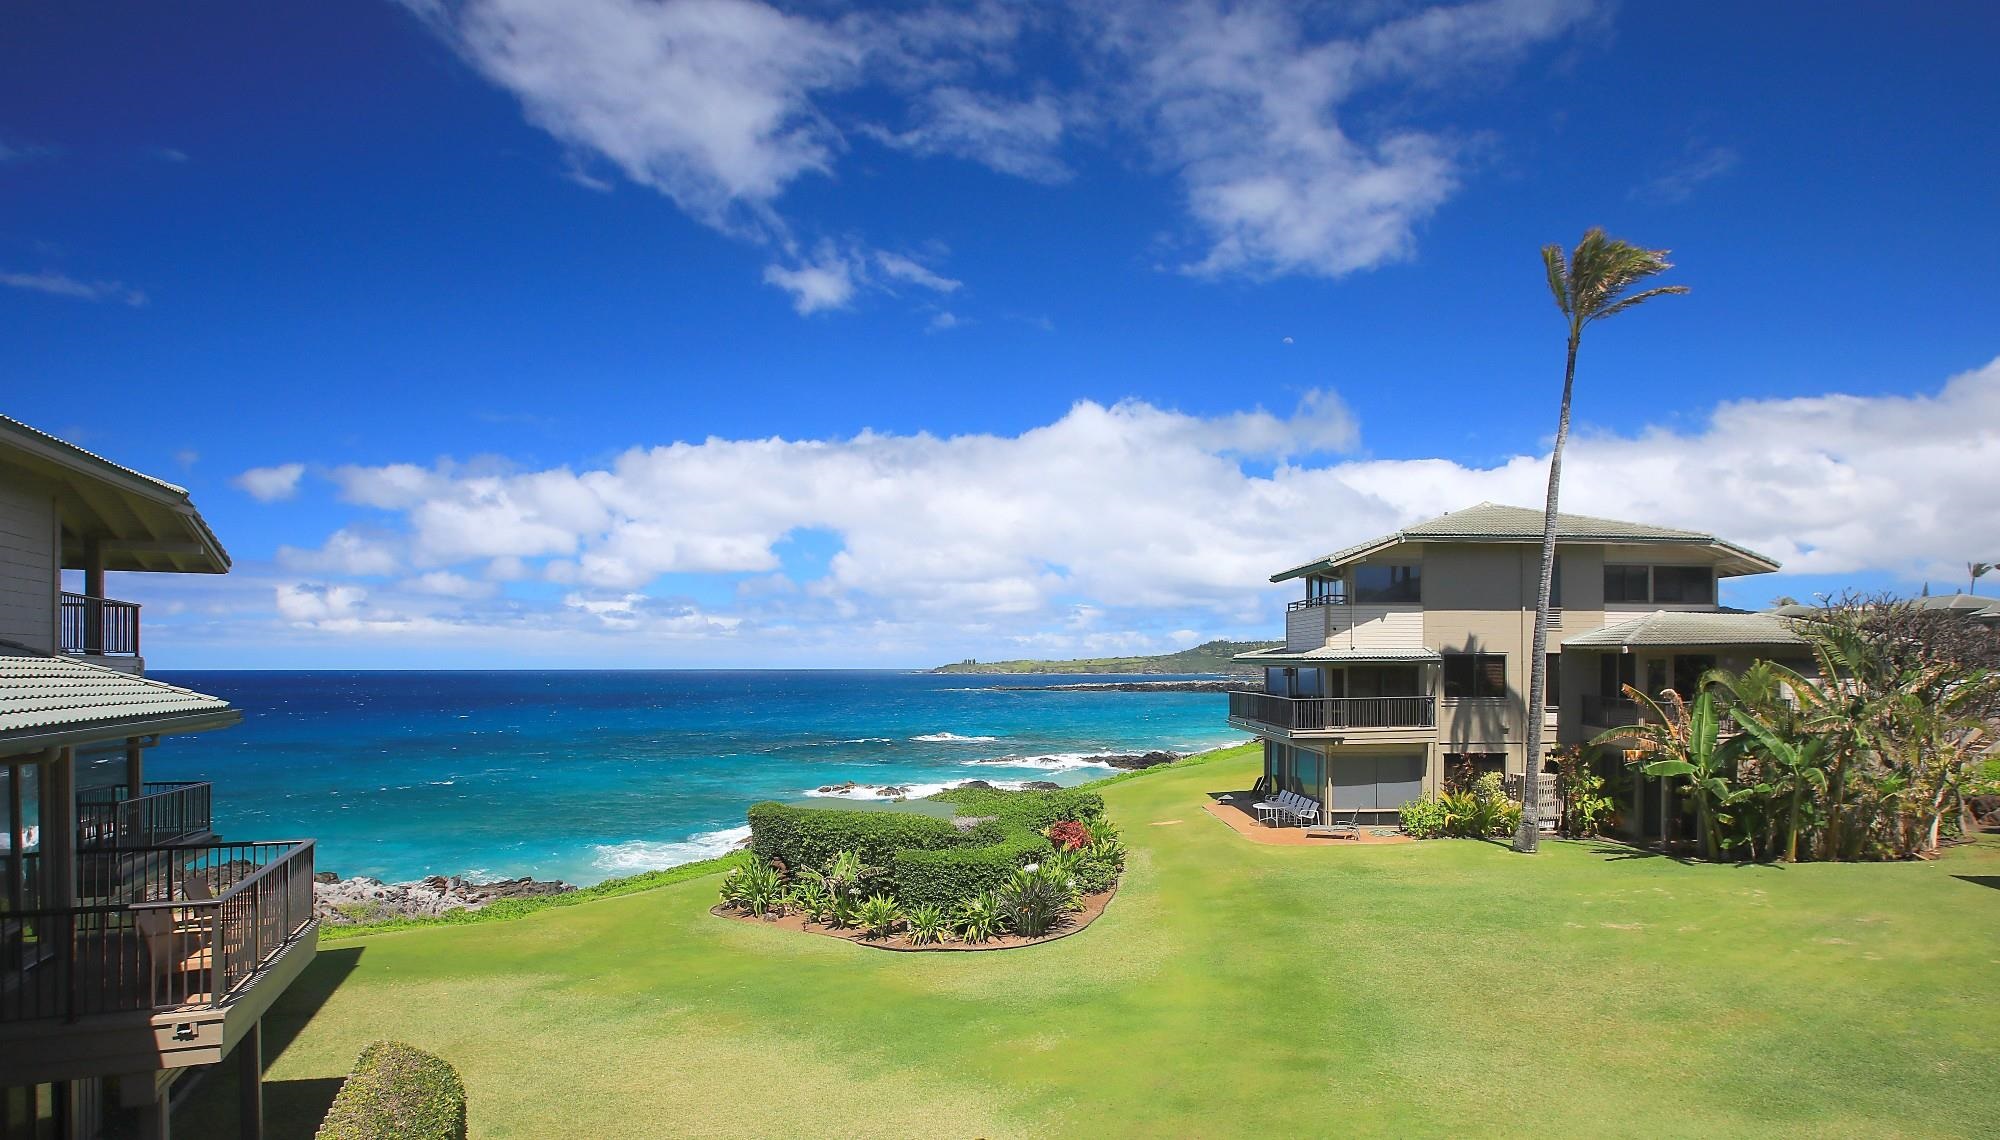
[185,744,2000,1138]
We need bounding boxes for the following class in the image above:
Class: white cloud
[215,356,2000,663]
[875,251,961,293]
[927,311,960,332]
[420,0,863,235]
[1632,141,1740,205]
[233,462,307,502]
[276,529,402,577]
[1093,0,1594,278]
[406,0,1599,307]
[762,247,858,314]
[866,87,1070,183]
[1,270,147,307]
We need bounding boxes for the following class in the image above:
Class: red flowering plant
[1047,820,1091,852]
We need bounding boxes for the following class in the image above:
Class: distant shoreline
[931,637,1276,675]
[987,679,1239,692]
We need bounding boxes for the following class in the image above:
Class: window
[1545,653,1562,708]
[1443,652,1507,701]
[1605,563,1715,604]
[1353,563,1421,604]
[1604,564,1650,603]
[1652,566,1714,604]
[1599,653,1636,701]
[1306,575,1345,604]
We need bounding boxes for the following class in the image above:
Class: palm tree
[1515,229,1688,853]
[1971,562,1994,595]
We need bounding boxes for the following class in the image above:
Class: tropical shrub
[315,1041,466,1140]
[787,877,834,924]
[996,864,1068,938]
[1553,746,1615,838]
[1398,795,1450,839]
[1046,820,1091,851]
[952,891,1007,943]
[906,903,951,945]
[854,894,905,939]
[718,860,785,918]
[1073,854,1117,895]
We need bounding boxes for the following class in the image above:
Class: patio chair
[1253,790,1296,827]
[1281,795,1322,827]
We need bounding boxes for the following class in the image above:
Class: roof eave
[0,707,242,755]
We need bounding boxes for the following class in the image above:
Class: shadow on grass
[1953,875,2000,892]
[171,946,365,1139]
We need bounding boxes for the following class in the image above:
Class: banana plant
[1592,686,1737,860]
[1729,706,1828,863]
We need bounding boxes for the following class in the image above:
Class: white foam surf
[910,732,999,743]
[963,752,1117,772]
[590,826,752,874]
[802,778,1032,801]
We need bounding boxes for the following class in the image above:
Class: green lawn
[185,744,2000,1138]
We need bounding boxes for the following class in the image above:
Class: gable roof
[1271,503,1781,583]
[0,645,239,753]
[1560,610,1807,649]
[0,414,230,574]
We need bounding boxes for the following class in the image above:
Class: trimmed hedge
[747,802,982,871]
[892,830,1054,910]
[316,1041,466,1140]
[928,785,1104,831]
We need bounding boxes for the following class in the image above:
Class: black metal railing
[1285,595,1349,612]
[59,593,141,657]
[1,840,314,1022]
[1228,690,1435,730]
[76,782,213,849]
[1580,694,1644,726]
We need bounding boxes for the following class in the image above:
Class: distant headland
[930,638,1277,675]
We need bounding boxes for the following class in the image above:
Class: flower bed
[718,787,1126,951]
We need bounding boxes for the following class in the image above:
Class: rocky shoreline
[314,871,576,925]
[990,679,1241,692]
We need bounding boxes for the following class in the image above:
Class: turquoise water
[148,671,1244,885]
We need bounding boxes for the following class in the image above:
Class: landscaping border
[710,878,1118,952]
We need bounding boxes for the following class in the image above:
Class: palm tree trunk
[1515,329,1580,853]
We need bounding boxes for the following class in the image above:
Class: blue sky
[3,1,1997,668]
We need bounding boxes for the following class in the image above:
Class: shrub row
[746,802,989,871]
[891,829,1054,910]
[316,1041,466,1140]
[928,785,1104,832]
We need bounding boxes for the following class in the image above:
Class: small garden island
[716,784,1124,948]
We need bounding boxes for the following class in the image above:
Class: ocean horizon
[145,670,1245,886]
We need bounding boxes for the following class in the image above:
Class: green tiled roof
[1272,502,1781,582]
[0,647,237,745]
[1561,611,1806,649]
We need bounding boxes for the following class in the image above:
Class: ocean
[146,671,1244,886]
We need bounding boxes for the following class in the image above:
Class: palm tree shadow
[1953,875,2000,892]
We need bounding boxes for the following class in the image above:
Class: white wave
[963,752,1117,772]
[803,778,1032,801]
[591,826,752,874]
[911,732,999,743]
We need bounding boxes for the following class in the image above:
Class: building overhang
[0,415,230,574]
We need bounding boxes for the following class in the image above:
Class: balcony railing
[59,592,141,657]
[1229,690,1436,731]
[1580,694,1644,727]
[76,782,213,850]
[1285,594,1348,613]
[2,840,315,1022]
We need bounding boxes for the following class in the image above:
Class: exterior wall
[1284,600,1424,652]
[0,479,57,654]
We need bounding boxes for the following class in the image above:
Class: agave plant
[905,903,951,946]
[952,891,1007,944]
[720,861,784,919]
[997,865,1068,938]
[787,876,835,924]
[853,893,905,940]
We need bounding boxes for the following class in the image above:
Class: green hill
[931,638,1278,675]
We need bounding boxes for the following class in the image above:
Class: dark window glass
[1652,566,1714,604]
[1545,653,1562,708]
[1599,654,1636,701]
[1443,653,1507,700]
[1604,564,1649,603]
[1353,563,1421,604]
[1265,667,1288,696]
[1307,575,1345,603]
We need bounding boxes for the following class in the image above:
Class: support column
[127,738,146,799]
[83,539,106,655]
[237,1020,265,1140]
[41,747,75,910]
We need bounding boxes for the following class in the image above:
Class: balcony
[59,592,141,658]
[1228,690,1436,734]
[76,782,214,850]
[2,840,315,1024]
